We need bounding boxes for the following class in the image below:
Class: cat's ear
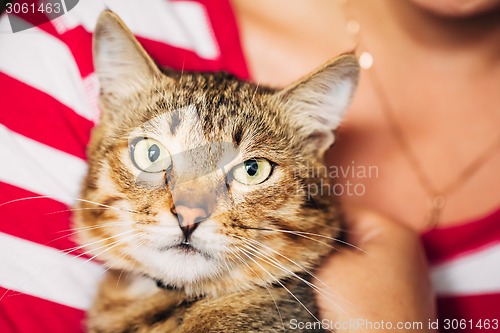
[274,54,359,156]
[93,10,162,104]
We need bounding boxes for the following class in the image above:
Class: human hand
[314,207,437,332]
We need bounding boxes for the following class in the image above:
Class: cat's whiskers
[62,229,135,258]
[52,232,140,295]
[152,85,171,105]
[100,251,130,279]
[238,225,370,255]
[0,231,136,304]
[76,198,141,215]
[236,236,351,303]
[250,81,261,105]
[237,245,323,327]
[0,195,53,207]
[238,225,339,251]
[239,244,348,332]
[82,232,141,264]
[238,239,354,321]
[227,248,286,332]
[105,241,142,286]
[269,229,371,256]
[75,234,143,289]
[0,195,140,215]
[45,207,124,216]
[47,222,135,246]
[58,221,134,234]
[112,238,148,287]
[240,242,339,305]
[222,248,240,273]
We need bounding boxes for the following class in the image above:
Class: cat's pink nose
[172,205,208,241]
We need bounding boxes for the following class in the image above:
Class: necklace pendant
[426,195,446,229]
[358,51,373,69]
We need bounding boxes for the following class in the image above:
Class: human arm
[315,208,437,332]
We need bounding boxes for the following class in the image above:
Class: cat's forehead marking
[127,105,239,216]
[130,104,203,152]
[128,104,242,187]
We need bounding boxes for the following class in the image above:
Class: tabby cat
[73,10,359,333]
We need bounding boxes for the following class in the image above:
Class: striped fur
[73,11,359,332]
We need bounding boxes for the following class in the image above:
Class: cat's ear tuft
[93,10,162,103]
[274,54,359,156]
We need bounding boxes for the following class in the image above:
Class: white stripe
[82,73,101,122]
[169,1,220,59]
[0,15,95,121]
[0,13,8,33]
[0,232,103,310]
[431,242,500,296]
[55,0,220,59]
[0,125,87,206]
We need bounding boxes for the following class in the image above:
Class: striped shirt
[422,209,500,328]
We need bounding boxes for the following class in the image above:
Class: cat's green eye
[230,158,273,185]
[130,138,171,173]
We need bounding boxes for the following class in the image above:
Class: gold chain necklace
[342,10,500,228]
[368,67,500,228]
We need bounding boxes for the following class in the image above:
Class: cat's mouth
[158,242,213,259]
[174,243,198,254]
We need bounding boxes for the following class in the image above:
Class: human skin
[232,0,500,331]
[315,206,437,332]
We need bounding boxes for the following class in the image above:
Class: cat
[73,10,359,333]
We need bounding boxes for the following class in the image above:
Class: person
[0,0,498,332]
[231,0,500,331]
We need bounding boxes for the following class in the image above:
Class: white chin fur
[135,246,224,286]
[132,220,231,287]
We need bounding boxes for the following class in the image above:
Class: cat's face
[74,11,358,297]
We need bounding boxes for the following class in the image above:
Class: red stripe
[137,0,250,77]
[0,182,78,253]
[436,293,500,332]
[38,22,241,78]
[0,287,85,333]
[39,23,228,76]
[36,17,226,77]
[55,27,94,78]
[421,208,500,264]
[35,1,250,80]
[137,36,223,72]
[0,72,92,160]
[199,0,250,79]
